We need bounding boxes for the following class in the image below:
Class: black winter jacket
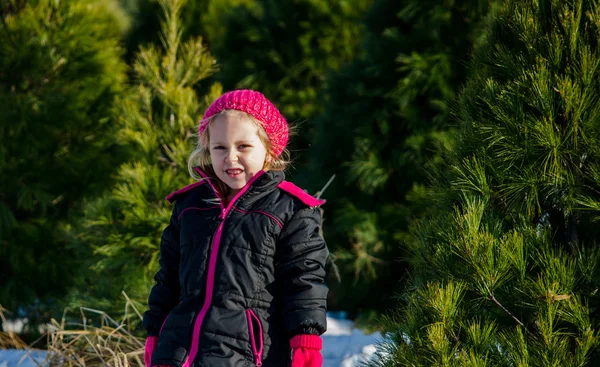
[142,168,328,367]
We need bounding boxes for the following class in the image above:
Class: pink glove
[144,336,158,367]
[290,334,323,367]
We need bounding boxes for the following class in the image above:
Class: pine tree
[68,0,219,314]
[370,0,600,365]
[305,0,492,316]
[0,0,128,321]
[119,0,214,61]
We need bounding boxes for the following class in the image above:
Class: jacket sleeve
[142,208,181,336]
[276,207,329,336]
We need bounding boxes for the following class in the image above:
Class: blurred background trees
[0,0,128,332]
[304,0,493,319]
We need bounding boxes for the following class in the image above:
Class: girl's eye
[213,146,225,150]
[239,144,251,149]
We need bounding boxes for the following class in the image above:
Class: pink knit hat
[199,90,289,157]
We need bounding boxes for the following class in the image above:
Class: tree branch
[489,294,529,335]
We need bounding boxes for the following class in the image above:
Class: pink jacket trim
[233,207,283,228]
[165,180,206,204]
[277,181,325,207]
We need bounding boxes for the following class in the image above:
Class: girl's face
[209,112,269,199]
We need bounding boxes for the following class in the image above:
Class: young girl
[142,90,328,367]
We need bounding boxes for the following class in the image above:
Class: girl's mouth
[226,168,243,178]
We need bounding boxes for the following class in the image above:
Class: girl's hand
[144,336,159,367]
[290,335,323,367]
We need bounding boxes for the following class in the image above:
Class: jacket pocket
[246,309,264,367]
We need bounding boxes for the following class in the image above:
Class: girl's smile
[225,168,244,178]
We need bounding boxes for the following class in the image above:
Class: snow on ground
[0,350,48,367]
[322,312,381,367]
[0,312,382,367]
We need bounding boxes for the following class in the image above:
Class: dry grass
[46,292,145,366]
[2,292,146,367]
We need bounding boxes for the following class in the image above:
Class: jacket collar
[193,167,284,202]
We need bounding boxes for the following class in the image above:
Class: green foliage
[120,0,216,61]
[371,0,600,365]
[69,0,220,314]
[307,0,492,315]
[0,0,127,317]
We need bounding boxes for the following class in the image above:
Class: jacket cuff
[290,334,322,350]
[284,309,327,336]
[291,325,321,336]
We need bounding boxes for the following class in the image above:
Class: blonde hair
[187,109,291,199]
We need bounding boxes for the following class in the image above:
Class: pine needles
[368,1,600,365]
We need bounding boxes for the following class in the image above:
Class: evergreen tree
[306,0,492,316]
[0,0,128,321]
[119,0,215,61]
[68,0,219,314]
[371,0,600,365]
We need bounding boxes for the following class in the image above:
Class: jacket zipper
[182,168,265,367]
[246,309,264,367]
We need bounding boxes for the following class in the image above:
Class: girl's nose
[226,150,238,163]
